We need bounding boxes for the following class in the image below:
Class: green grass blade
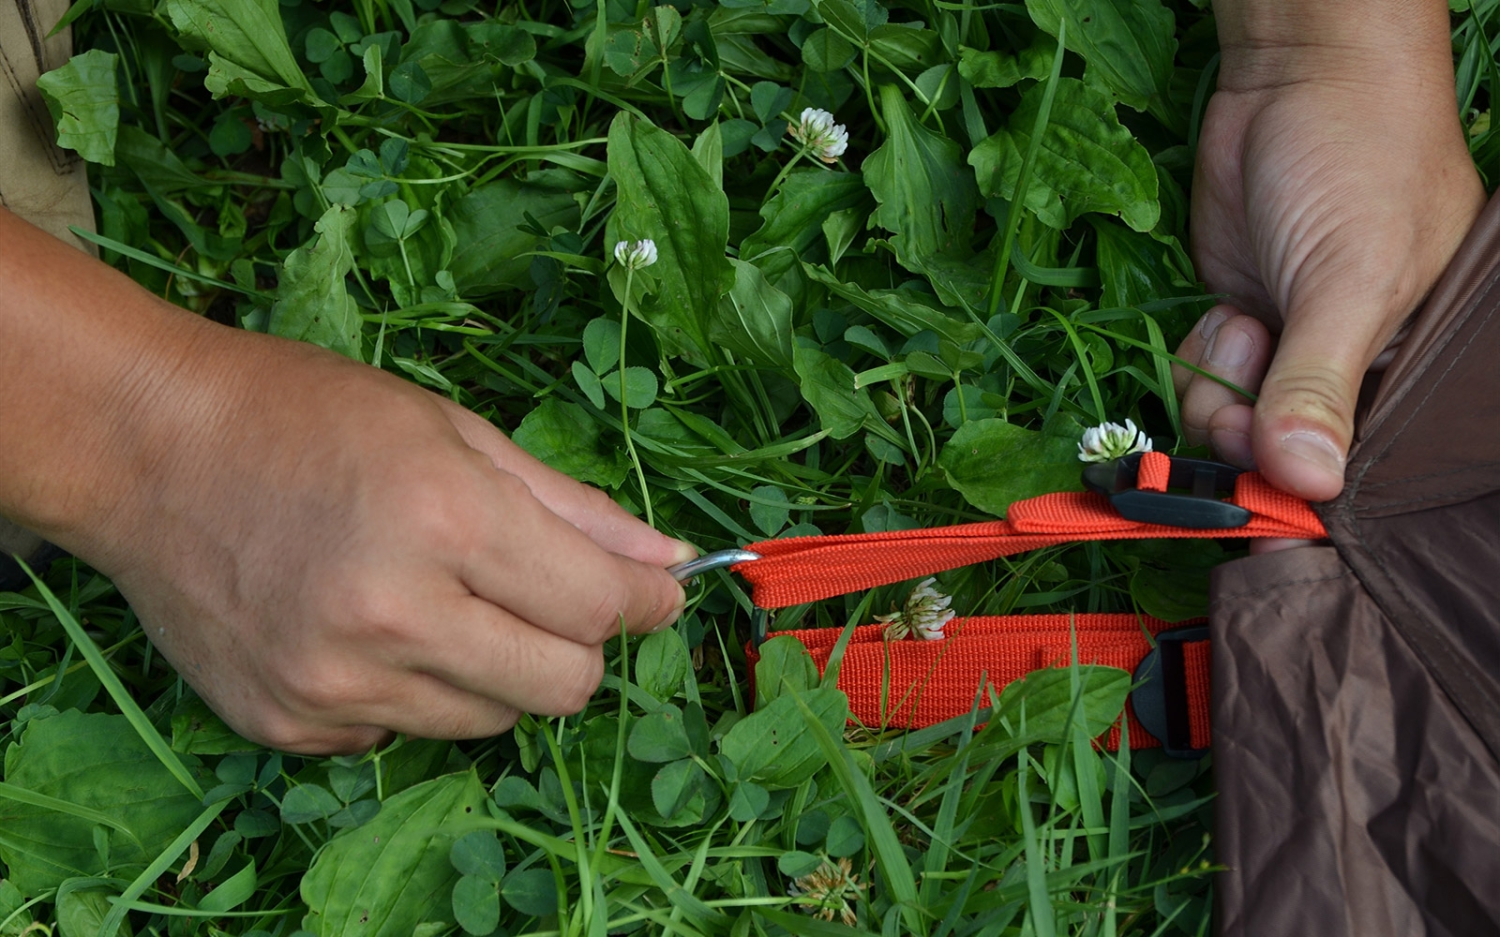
[919,678,985,907]
[985,19,1067,317]
[614,811,729,928]
[790,691,924,935]
[0,780,143,848]
[98,800,227,937]
[20,561,204,800]
[1016,749,1056,937]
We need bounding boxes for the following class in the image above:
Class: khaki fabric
[1,0,94,576]
[0,0,94,249]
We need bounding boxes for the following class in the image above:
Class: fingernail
[1279,430,1345,477]
[1206,324,1252,369]
[1198,306,1233,340]
[667,539,699,565]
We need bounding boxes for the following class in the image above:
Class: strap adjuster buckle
[1082,452,1250,529]
[1131,624,1210,759]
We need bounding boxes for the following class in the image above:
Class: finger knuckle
[551,653,604,714]
[583,578,634,641]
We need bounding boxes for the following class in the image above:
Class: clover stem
[619,266,654,525]
[766,144,810,201]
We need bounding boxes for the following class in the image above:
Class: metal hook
[668,548,762,584]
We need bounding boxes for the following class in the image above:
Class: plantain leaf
[165,0,315,102]
[1025,0,1175,112]
[269,204,363,360]
[35,50,119,166]
[938,417,1084,516]
[863,84,988,308]
[606,112,734,359]
[301,771,488,937]
[969,77,1159,233]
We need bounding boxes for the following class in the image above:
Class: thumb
[1250,298,1386,501]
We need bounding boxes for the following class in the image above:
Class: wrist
[1213,0,1453,91]
[0,208,231,550]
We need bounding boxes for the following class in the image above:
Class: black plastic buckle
[1081,452,1250,529]
[1131,624,1210,759]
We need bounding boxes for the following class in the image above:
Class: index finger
[458,468,686,644]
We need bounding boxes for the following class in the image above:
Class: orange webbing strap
[733,458,1324,608]
[747,613,1211,750]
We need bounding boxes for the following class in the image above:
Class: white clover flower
[1077,419,1153,463]
[788,856,862,926]
[789,107,849,164]
[613,239,658,271]
[876,577,954,642]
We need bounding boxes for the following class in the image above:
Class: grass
[3,0,1497,934]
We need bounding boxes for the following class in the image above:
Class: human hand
[1175,2,1486,501]
[84,327,693,753]
[0,207,693,754]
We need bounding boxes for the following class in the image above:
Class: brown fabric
[1212,193,1500,935]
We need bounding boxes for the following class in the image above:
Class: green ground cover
[4,0,1499,933]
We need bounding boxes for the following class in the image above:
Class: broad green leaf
[601,366,658,409]
[450,832,507,882]
[867,25,941,72]
[740,169,870,264]
[802,263,981,345]
[938,418,1083,516]
[281,784,344,824]
[169,696,255,754]
[447,179,579,296]
[606,112,734,358]
[628,704,693,763]
[1026,0,1175,112]
[36,50,119,166]
[511,398,627,488]
[793,339,901,444]
[709,259,794,368]
[650,758,704,819]
[635,628,689,702]
[753,635,819,709]
[582,318,623,374]
[719,687,848,789]
[1089,217,1196,309]
[55,884,130,937]
[572,361,606,409]
[0,710,206,895]
[969,77,1159,232]
[990,665,1131,744]
[691,121,724,189]
[747,485,790,536]
[500,868,557,917]
[466,22,536,66]
[825,815,865,857]
[957,42,1052,89]
[197,859,256,912]
[863,84,987,308]
[301,771,488,937]
[0,880,32,935]
[451,876,499,936]
[801,28,856,72]
[165,0,314,99]
[269,204,363,360]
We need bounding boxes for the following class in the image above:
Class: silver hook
[668,548,762,583]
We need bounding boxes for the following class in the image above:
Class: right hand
[70,323,692,754]
[1175,3,1486,501]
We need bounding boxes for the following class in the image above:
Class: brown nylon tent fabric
[1211,192,1500,936]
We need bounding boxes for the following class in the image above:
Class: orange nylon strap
[734,461,1324,608]
[747,613,1210,750]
